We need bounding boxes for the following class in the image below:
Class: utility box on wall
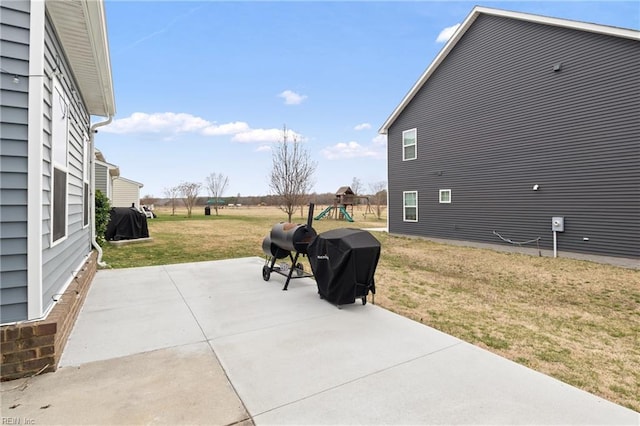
[552,217,565,232]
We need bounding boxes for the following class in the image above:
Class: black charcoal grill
[261,203,317,290]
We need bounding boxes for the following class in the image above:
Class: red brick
[0,361,23,377]
[35,322,57,336]
[23,357,54,372]
[19,326,35,339]
[1,341,17,353]
[18,335,55,350]
[2,349,37,364]
[38,346,55,357]
[3,327,19,341]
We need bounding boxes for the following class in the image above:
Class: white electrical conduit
[89,116,113,267]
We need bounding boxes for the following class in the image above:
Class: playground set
[314,186,373,222]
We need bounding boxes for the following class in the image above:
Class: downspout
[89,116,113,267]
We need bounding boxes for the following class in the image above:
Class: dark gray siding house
[0,0,115,324]
[379,7,639,260]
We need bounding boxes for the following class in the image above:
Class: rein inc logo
[2,418,35,425]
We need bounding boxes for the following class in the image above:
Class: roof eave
[46,0,116,117]
[115,176,144,187]
[378,8,480,135]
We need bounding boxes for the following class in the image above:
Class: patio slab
[2,257,637,425]
[1,342,250,425]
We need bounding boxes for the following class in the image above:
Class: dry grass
[373,234,639,411]
[102,206,640,411]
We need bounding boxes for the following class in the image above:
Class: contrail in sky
[115,4,206,55]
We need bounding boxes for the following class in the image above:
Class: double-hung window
[52,79,69,244]
[402,128,417,161]
[403,191,418,222]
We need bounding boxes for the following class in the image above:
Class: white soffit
[46,0,115,117]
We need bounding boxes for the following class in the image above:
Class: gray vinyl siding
[95,162,108,195]
[388,15,640,259]
[40,13,92,310]
[0,0,30,323]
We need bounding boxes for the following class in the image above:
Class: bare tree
[351,177,363,195]
[179,181,201,218]
[140,194,157,206]
[163,186,180,216]
[205,173,229,216]
[351,177,363,206]
[368,181,387,220]
[269,125,316,222]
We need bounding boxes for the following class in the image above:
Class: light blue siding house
[0,0,115,324]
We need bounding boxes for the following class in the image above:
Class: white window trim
[51,77,69,247]
[403,190,418,222]
[402,128,417,161]
[439,189,452,204]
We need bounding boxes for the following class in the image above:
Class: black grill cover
[105,207,149,241]
[308,228,380,305]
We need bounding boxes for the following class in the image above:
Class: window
[439,189,451,204]
[402,128,416,161]
[83,134,90,227]
[53,168,67,241]
[403,191,418,222]
[83,183,89,227]
[51,80,68,244]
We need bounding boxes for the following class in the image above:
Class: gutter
[89,116,113,267]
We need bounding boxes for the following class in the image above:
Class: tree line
[141,126,387,220]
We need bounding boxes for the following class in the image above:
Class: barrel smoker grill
[262,204,316,290]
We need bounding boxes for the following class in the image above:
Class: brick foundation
[1,251,98,381]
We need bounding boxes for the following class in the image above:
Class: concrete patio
[2,257,638,425]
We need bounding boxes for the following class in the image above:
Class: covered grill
[261,204,316,290]
[308,228,380,306]
[105,207,149,241]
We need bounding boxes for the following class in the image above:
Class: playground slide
[338,206,354,222]
[314,206,354,222]
[314,206,334,220]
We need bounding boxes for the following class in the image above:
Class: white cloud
[436,23,461,43]
[372,134,387,146]
[232,128,283,143]
[354,122,371,131]
[321,141,385,160]
[201,121,250,136]
[232,127,304,143]
[101,112,303,144]
[278,90,307,105]
[256,145,272,152]
[102,112,209,134]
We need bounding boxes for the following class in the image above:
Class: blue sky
[97,1,639,198]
